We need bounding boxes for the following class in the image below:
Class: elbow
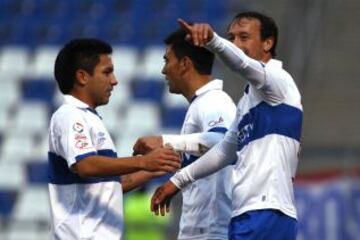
[72,160,96,178]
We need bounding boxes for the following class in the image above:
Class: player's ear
[263,37,274,53]
[75,69,88,86]
[181,56,192,71]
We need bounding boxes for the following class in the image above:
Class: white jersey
[177,80,236,240]
[48,95,123,240]
[170,34,303,222]
[229,59,302,219]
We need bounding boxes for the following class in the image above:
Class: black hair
[164,28,214,75]
[54,38,112,94]
[230,11,278,57]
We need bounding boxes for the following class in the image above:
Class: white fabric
[206,33,287,104]
[170,79,236,240]
[162,132,224,156]
[48,95,123,240]
[171,34,303,221]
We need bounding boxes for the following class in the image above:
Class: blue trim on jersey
[97,149,117,157]
[208,127,228,134]
[236,101,302,151]
[75,151,97,161]
[244,84,250,94]
[190,95,197,103]
[86,107,102,119]
[182,154,198,168]
[48,149,119,185]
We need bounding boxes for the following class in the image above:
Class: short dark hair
[230,12,278,57]
[54,38,112,94]
[164,28,214,75]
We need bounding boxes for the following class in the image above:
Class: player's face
[227,18,269,61]
[161,45,184,94]
[87,54,117,107]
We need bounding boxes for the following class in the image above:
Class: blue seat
[0,190,17,217]
[22,78,55,103]
[161,106,187,129]
[131,79,165,103]
[26,161,48,184]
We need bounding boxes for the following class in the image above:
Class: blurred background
[0,0,359,239]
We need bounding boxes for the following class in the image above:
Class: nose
[232,37,244,50]
[111,75,118,86]
[161,65,166,75]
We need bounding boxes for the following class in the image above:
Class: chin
[169,88,180,94]
[98,98,109,107]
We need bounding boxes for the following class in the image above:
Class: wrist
[135,155,147,171]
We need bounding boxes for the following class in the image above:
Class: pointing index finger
[177,18,192,32]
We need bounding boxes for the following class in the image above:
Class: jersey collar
[63,95,101,118]
[266,59,283,68]
[191,79,223,103]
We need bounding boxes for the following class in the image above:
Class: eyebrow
[103,66,114,72]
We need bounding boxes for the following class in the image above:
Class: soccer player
[151,12,303,240]
[121,28,236,240]
[48,38,180,240]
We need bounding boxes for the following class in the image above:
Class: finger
[164,143,173,150]
[164,155,181,164]
[177,18,192,32]
[159,165,179,173]
[203,25,208,42]
[197,24,206,46]
[164,160,181,168]
[192,24,200,46]
[185,33,192,43]
[154,205,159,216]
[151,195,160,215]
[160,202,166,216]
[166,199,171,213]
[133,142,144,154]
[164,148,182,157]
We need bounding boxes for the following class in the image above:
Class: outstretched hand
[151,181,180,216]
[140,147,181,173]
[133,136,163,156]
[177,18,214,46]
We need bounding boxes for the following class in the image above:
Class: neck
[183,74,212,102]
[70,89,96,109]
[261,53,272,63]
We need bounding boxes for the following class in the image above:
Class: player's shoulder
[50,104,83,125]
[199,88,234,106]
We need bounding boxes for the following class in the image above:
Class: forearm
[73,155,144,178]
[206,33,266,88]
[121,171,158,193]
[162,132,224,156]
[170,139,237,189]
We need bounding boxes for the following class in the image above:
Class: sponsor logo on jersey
[97,132,106,146]
[208,116,224,127]
[75,139,91,149]
[237,123,254,145]
[74,132,91,149]
[73,122,84,133]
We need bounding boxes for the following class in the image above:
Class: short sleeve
[53,110,97,167]
[198,93,236,133]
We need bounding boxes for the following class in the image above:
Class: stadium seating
[0,2,228,234]
[1,1,359,240]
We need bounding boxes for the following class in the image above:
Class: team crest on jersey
[73,122,84,133]
[208,116,224,127]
